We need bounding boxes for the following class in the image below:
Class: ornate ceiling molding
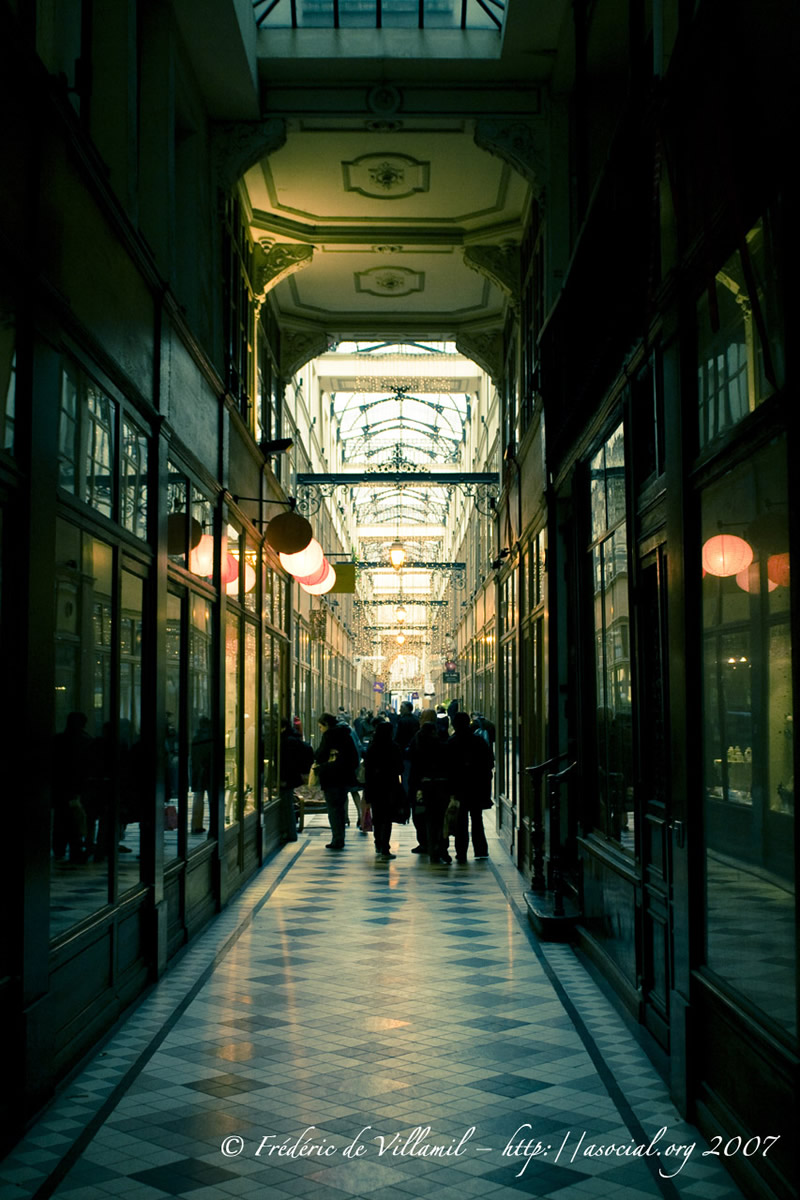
[473,120,547,198]
[254,240,314,307]
[281,331,336,381]
[455,330,504,384]
[462,244,520,305]
[354,266,425,298]
[211,118,287,192]
[342,153,430,200]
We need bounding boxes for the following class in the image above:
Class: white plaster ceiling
[243,122,528,335]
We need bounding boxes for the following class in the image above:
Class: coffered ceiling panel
[246,129,525,232]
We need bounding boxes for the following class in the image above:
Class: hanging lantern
[295,557,331,588]
[396,604,407,623]
[702,534,753,577]
[280,538,324,578]
[735,562,777,594]
[189,533,215,578]
[396,633,406,645]
[242,560,257,594]
[300,560,335,595]
[389,541,406,569]
[220,552,239,587]
[167,513,202,556]
[767,552,790,588]
[266,510,312,555]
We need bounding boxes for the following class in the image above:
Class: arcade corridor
[0,821,746,1200]
[1,2,798,1199]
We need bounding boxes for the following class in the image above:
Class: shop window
[697,214,784,451]
[121,416,148,540]
[52,524,146,934]
[225,611,240,825]
[243,623,258,816]
[589,423,635,851]
[164,590,182,864]
[0,305,15,453]
[189,595,214,848]
[118,569,144,897]
[701,437,795,1033]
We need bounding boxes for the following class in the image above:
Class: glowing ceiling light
[389,541,406,569]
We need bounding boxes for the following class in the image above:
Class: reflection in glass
[121,417,148,540]
[244,623,257,815]
[225,612,240,825]
[702,437,795,1033]
[589,424,634,850]
[118,570,144,896]
[189,595,213,845]
[164,591,182,863]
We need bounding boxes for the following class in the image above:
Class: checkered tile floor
[1,820,748,1200]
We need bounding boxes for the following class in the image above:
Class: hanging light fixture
[300,560,336,595]
[389,541,406,569]
[735,562,777,594]
[266,509,313,555]
[767,552,790,588]
[280,538,324,578]
[396,604,407,623]
[396,633,406,645]
[702,534,753,577]
[189,533,214,577]
[167,513,203,557]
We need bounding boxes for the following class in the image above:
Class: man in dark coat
[446,712,493,862]
[314,712,359,849]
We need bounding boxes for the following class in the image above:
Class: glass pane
[121,417,148,540]
[189,595,213,847]
[243,623,258,815]
[84,385,116,519]
[0,305,15,453]
[167,463,189,566]
[118,570,144,896]
[225,612,240,825]
[164,591,182,863]
[263,634,275,805]
[243,535,258,614]
[590,446,606,542]
[697,216,783,450]
[58,364,79,495]
[702,436,795,1033]
[605,423,626,529]
[51,526,113,935]
[189,488,214,580]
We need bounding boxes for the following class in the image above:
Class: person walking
[363,721,404,861]
[446,712,493,862]
[313,712,359,850]
[408,709,451,864]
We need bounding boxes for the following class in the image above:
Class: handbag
[443,796,460,837]
[362,805,373,832]
[391,782,410,824]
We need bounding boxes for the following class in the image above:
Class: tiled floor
[3,819,749,1200]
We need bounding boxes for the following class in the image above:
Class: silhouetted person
[314,712,358,850]
[408,709,451,864]
[447,712,492,862]
[52,712,91,863]
[363,721,404,861]
[279,718,314,841]
[190,716,213,834]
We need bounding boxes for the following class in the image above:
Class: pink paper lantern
[702,534,753,578]
[767,552,790,588]
[300,560,335,595]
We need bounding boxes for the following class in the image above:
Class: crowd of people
[281,701,496,864]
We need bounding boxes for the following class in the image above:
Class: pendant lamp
[300,560,335,595]
[702,534,753,577]
[280,538,324,578]
[266,510,313,555]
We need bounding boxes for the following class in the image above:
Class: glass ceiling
[254,0,505,31]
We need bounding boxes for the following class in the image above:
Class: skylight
[254,0,505,31]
